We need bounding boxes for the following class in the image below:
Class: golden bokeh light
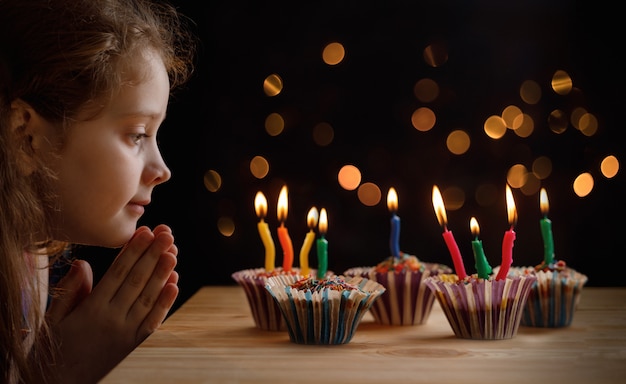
[322,42,345,65]
[217,216,235,237]
[411,107,436,132]
[551,69,573,95]
[573,172,594,197]
[484,115,507,139]
[265,112,284,136]
[502,105,523,129]
[423,41,448,67]
[203,169,222,192]
[506,164,529,189]
[446,130,470,155]
[250,156,270,179]
[520,80,541,105]
[548,109,568,134]
[570,107,587,130]
[532,156,552,179]
[441,185,465,211]
[578,113,598,137]
[313,122,334,146]
[337,164,362,190]
[263,73,283,96]
[520,172,540,196]
[601,155,619,178]
[513,113,534,137]
[413,78,439,102]
[357,182,382,206]
[475,183,499,207]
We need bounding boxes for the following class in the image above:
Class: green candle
[316,208,328,279]
[540,188,555,265]
[470,217,492,279]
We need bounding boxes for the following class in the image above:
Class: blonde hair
[0,0,195,382]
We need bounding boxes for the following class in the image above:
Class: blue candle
[388,187,401,258]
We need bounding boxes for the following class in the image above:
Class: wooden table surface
[102,286,626,384]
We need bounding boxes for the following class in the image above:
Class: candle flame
[277,185,288,222]
[318,208,328,234]
[306,207,319,229]
[255,191,267,219]
[432,185,448,228]
[470,216,480,237]
[506,184,517,227]
[387,187,398,212]
[540,187,549,216]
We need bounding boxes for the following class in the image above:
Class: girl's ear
[9,99,55,176]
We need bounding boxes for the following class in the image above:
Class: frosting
[290,276,358,293]
[374,253,425,273]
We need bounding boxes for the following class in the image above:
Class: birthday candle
[255,191,275,272]
[316,208,328,279]
[432,185,467,279]
[299,207,319,277]
[470,217,492,279]
[495,185,517,281]
[539,188,555,265]
[277,185,294,271]
[388,187,401,258]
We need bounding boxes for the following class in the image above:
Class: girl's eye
[131,133,149,144]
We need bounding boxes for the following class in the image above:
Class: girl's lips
[127,203,145,216]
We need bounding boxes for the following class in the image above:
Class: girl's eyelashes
[130,133,149,144]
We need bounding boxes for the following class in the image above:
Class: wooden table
[102,286,626,383]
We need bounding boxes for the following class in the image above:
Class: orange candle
[277,185,294,271]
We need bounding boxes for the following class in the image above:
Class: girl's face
[48,50,172,247]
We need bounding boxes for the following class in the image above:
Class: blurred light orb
[601,155,619,178]
[506,164,528,188]
[513,113,534,138]
[203,169,222,192]
[570,107,587,130]
[322,42,345,65]
[313,122,334,146]
[442,186,465,211]
[484,115,507,139]
[520,173,541,196]
[217,216,235,237]
[520,80,541,105]
[250,156,270,179]
[578,113,598,137]
[357,182,382,206]
[413,78,439,102]
[551,69,573,95]
[411,107,436,132]
[532,156,552,179]
[263,73,283,96]
[573,172,594,197]
[265,112,285,136]
[502,105,523,129]
[423,41,448,67]
[446,130,470,155]
[548,109,568,134]
[338,165,362,190]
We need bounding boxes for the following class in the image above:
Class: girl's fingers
[137,281,179,341]
[46,260,93,325]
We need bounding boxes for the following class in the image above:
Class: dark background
[78,0,625,313]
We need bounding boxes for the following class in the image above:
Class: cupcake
[501,260,588,328]
[424,273,537,340]
[344,253,452,325]
[264,274,386,344]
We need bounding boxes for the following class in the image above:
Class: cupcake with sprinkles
[495,188,588,328]
[265,275,386,344]
[424,185,536,340]
[344,188,452,326]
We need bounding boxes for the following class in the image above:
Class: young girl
[0,0,196,382]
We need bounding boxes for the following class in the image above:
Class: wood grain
[102,286,626,384]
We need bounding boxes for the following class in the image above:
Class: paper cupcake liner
[265,275,386,345]
[231,268,287,331]
[344,263,452,325]
[520,269,588,328]
[424,274,537,340]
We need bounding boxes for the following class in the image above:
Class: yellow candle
[299,207,319,276]
[277,185,294,271]
[255,191,275,272]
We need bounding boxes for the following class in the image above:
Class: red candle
[277,185,294,271]
[495,185,517,281]
[432,185,467,279]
